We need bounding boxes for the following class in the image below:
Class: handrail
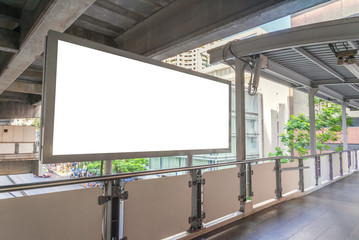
[0,149,358,193]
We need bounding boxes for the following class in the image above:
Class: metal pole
[356,150,358,170]
[235,58,247,211]
[348,151,351,172]
[104,160,112,175]
[247,163,253,197]
[275,158,282,199]
[329,154,333,180]
[309,88,318,185]
[340,152,343,176]
[308,88,318,155]
[187,155,193,167]
[298,158,304,192]
[104,181,112,240]
[342,103,348,151]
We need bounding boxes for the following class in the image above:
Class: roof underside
[0,0,332,118]
[209,17,359,109]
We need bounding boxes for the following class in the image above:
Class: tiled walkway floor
[196,172,359,240]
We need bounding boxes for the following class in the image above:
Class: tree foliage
[81,158,150,175]
[270,98,353,157]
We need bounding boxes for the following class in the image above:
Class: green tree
[271,98,353,157]
[81,158,150,175]
[113,158,149,173]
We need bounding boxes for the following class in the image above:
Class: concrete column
[235,58,247,211]
[308,88,318,155]
[342,103,348,150]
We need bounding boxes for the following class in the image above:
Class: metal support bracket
[188,177,205,187]
[188,169,204,233]
[98,187,128,205]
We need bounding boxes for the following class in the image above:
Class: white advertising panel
[41,31,231,163]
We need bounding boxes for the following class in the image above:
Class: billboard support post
[235,58,247,212]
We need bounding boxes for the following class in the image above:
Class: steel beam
[210,16,359,64]
[293,47,345,82]
[312,78,359,86]
[115,0,330,60]
[0,0,96,94]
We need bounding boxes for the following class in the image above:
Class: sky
[259,15,291,32]
[223,15,291,41]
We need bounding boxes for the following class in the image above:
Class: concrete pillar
[308,88,318,155]
[342,103,348,150]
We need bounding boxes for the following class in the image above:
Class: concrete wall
[0,126,36,142]
[291,0,359,27]
[293,89,309,117]
[0,102,40,120]
[0,161,33,175]
[258,78,290,156]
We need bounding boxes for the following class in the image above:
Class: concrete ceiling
[0,0,331,118]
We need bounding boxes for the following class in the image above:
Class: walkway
[197,172,359,240]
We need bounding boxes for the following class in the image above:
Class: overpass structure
[0,0,331,118]
[2,1,359,240]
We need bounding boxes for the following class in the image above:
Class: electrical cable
[223,41,258,95]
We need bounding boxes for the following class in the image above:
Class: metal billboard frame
[41,31,231,163]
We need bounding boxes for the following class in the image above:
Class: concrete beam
[0,2,21,30]
[0,28,19,53]
[0,101,40,119]
[0,0,96,95]
[6,81,42,95]
[0,91,29,103]
[115,0,330,60]
[65,25,116,47]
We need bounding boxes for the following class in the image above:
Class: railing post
[188,169,205,232]
[348,151,351,172]
[315,156,319,186]
[275,158,282,199]
[329,154,333,180]
[298,158,304,192]
[104,181,112,240]
[246,163,253,198]
[340,152,343,176]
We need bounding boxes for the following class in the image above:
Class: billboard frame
[41,31,231,163]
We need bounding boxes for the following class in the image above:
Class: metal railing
[0,148,358,240]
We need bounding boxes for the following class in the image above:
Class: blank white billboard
[41,31,231,163]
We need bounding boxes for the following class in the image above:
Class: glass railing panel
[203,167,240,223]
[124,174,191,239]
[0,187,103,239]
[251,162,276,205]
[282,161,299,194]
[304,157,316,189]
